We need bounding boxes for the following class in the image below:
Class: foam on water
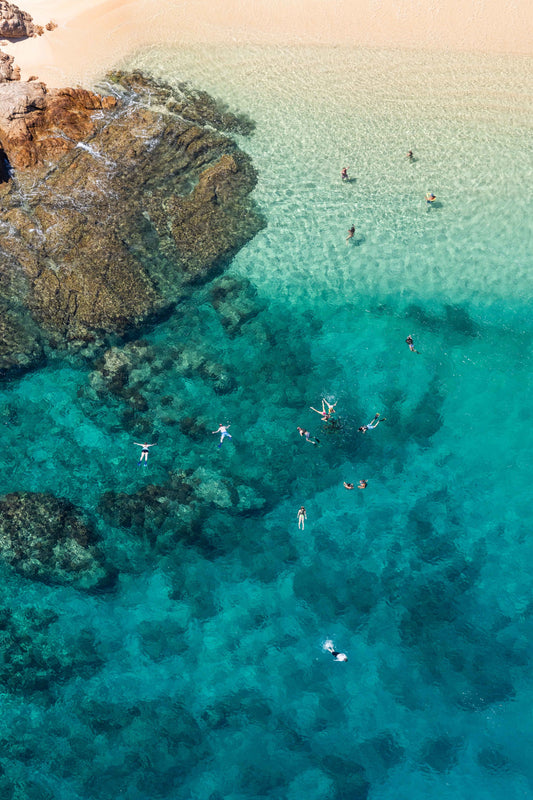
[0,44,532,799]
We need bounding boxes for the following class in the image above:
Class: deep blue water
[1,45,533,800]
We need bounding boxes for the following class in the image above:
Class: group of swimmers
[342,150,437,242]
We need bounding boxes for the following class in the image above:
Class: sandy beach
[2,0,532,87]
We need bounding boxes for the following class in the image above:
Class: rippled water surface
[1,45,533,799]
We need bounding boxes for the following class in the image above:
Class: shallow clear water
[1,45,533,799]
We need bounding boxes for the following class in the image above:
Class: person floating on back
[212,423,232,448]
[297,426,319,445]
[297,506,307,530]
[324,639,348,661]
[406,334,419,353]
[341,167,349,181]
[135,442,156,465]
[310,401,331,422]
[358,413,385,433]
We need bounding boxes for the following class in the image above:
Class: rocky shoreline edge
[0,3,268,597]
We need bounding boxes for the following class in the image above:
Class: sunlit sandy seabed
[1,45,533,800]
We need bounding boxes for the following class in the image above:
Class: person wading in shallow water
[346,224,355,242]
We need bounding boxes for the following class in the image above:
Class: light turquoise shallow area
[1,45,533,799]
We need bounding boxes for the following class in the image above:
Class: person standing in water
[212,423,232,446]
[297,506,307,530]
[406,149,414,161]
[406,334,419,353]
[341,167,349,181]
[135,442,156,465]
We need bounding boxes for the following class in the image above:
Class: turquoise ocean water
[1,45,533,798]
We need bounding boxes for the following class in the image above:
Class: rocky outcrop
[0,81,116,168]
[0,492,116,590]
[0,1,37,39]
[0,50,19,81]
[0,71,264,375]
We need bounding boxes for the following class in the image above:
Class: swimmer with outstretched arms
[212,423,232,447]
[135,442,156,465]
[322,398,337,415]
[358,413,385,433]
[324,640,348,662]
[343,482,354,490]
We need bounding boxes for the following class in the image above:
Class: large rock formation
[0,50,19,81]
[0,491,116,590]
[0,0,37,39]
[0,71,264,376]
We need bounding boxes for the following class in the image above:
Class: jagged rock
[0,71,264,371]
[0,492,116,590]
[0,1,36,39]
[0,81,116,168]
[0,50,19,82]
[0,301,45,376]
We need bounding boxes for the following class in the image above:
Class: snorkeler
[297,506,307,530]
[324,640,348,662]
[358,479,368,489]
[405,334,419,353]
[358,413,385,433]
[212,423,232,446]
[343,482,354,490]
[134,442,156,465]
[346,225,355,242]
[297,426,318,445]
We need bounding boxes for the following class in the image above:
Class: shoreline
[1,0,532,88]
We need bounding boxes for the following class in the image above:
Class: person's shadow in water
[342,177,356,184]
[348,234,365,246]
[426,200,443,210]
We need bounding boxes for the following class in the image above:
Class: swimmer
[134,442,156,465]
[405,334,419,353]
[212,423,232,446]
[346,225,355,242]
[406,150,414,161]
[324,639,348,662]
[358,479,368,489]
[310,403,331,422]
[343,482,354,490]
[358,413,385,433]
[297,506,307,530]
[341,167,349,181]
[322,399,337,415]
[426,192,436,205]
[297,426,318,445]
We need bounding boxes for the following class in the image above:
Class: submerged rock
[0,605,102,702]
[0,492,116,590]
[0,70,264,376]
